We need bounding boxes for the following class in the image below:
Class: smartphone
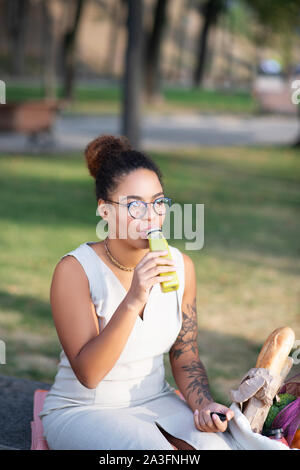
[210,412,227,422]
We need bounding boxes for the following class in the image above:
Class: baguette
[242,326,295,433]
[255,326,295,374]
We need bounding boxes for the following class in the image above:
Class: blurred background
[0,0,299,405]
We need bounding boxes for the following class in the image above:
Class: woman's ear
[98,201,108,218]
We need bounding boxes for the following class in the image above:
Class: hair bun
[84,134,132,179]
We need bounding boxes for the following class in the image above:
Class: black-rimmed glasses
[104,197,172,219]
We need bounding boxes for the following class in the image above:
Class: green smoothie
[147,228,179,293]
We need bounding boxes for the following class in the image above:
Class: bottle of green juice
[146,228,179,293]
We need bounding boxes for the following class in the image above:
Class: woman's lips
[139,231,149,239]
[138,225,160,239]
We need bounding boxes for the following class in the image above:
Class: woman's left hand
[193,402,234,433]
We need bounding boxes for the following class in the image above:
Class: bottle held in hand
[147,228,179,293]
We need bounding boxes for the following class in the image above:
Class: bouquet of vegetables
[229,327,300,450]
[262,373,300,448]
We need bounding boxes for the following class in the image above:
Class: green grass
[163,87,256,113]
[5,84,257,115]
[0,146,299,405]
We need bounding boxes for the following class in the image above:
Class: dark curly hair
[84,134,164,201]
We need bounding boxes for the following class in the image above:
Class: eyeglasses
[104,196,172,219]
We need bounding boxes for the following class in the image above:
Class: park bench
[253,77,298,115]
[0,100,63,146]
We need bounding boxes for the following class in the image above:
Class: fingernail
[194,409,199,414]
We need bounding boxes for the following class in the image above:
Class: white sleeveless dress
[39,241,233,450]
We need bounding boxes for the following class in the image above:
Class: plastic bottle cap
[146,227,161,236]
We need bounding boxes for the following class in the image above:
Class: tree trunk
[174,0,192,82]
[104,0,125,77]
[193,0,223,88]
[6,0,29,76]
[42,0,57,99]
[60,0,85,100]
[121,0,144,149]
[144,0,169,102]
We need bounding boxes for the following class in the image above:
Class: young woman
[39,135,234,450]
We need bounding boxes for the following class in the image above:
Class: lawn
[5,83,257,116]
[0,145,299,405]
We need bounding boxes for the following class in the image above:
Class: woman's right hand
[126,250,177,309]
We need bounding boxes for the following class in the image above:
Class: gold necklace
[104,237,135,271]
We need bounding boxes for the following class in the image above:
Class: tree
[42,0,57,99]
[144,0,169,102]
[121,0,144,149]
[5,0,30,76]
[60,0,86,100]
[173,0,194,82]
[248,0,300,71]
[104,0,126,77]
[193,0,226,88]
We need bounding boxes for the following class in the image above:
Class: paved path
[0,113,299,152]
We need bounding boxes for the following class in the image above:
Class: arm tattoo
[181,359,213,406]
[169,296,198,361]
[170,296,213,406]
